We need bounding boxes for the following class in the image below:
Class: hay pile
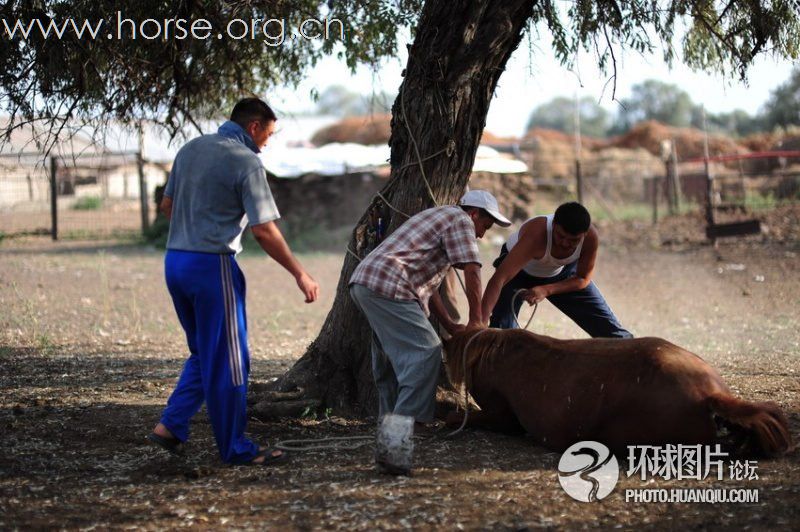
[584,147,664,202]
[310,114,392,146]
[606,120,748,160]
[518,128,663,200]
[771,134,800,152]
[521,128,579,180]
[468,171,538,222]
[311,115,513,148]
[524,127,605,150]
[740,132,782,152]
[480,130,523,146]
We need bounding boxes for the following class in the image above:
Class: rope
[346,246,362,262]
[511,289,539,330]
[444,327,492,438]
[400,85,439,206]
[398,147,448,171]
[453,268,467,294]
[272,293,538,447]
[376,191,410,219]
[444,290,538,438]
[274,435,374,452]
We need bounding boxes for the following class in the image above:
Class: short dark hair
[230,98,277,128]
[553,202,591,234]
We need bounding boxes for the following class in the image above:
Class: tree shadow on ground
[0,240,159,257]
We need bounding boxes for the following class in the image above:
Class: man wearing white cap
[349,190,510,425]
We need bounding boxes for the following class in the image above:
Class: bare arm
[250,221,319,303]
[480,219,544,323]
[523,227,599,304]
[429,290,459,334]
[159,195,173,220]
[460,262,484,329]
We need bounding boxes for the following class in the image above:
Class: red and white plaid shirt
[350,206,481,314]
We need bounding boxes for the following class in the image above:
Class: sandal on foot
[250,448,288,466]
[147,432,185,456]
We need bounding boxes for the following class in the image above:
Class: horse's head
[442,328,505,389]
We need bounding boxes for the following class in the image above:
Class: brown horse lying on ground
[443,329,793,457]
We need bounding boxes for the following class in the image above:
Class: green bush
[72,196,103,210]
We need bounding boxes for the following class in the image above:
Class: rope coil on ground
[274,435,374,452]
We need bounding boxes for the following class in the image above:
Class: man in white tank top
[481,202,631,338]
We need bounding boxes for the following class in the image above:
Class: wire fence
[0,152,168,239]
[1,146,797,243]
[522,150,800,225]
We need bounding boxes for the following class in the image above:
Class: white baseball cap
[459,190,511,227]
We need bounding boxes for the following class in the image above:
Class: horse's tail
[707,393,794,457]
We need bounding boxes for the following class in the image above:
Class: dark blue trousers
[159,250,259,464]
[489,247,632,338]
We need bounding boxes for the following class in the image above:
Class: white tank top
[506,214,584,278]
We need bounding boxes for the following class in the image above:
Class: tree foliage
[692,107,763,137]
[612,80,695,132]
[763,65,800,131]
[526,96,610,138]
[314,85,396,117]
[0,0,422,147]
[1,0,798,152]
[610,68,799,137]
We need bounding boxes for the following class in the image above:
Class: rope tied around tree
[345,85,455,262]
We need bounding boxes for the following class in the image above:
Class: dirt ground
[1,209,799,530]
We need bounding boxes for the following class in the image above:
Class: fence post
[137,151,149,235]
[652,177,659,225]
[665,158,675,214]
[49,156,58,241]
[704,160,715,245]
[670,141,681,212]
[575,159,583,204]
[700,106,716,246]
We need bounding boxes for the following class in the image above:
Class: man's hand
[445,322,466,335]
[522,286,548,305]
[251,221,320,303]
[465,319,487,331]
[159,196,173,220]
[296,271,319,303]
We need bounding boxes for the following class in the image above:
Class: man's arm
[250,221,319,303]
[159,195,173,220]
[460,262,484,329]
[429,291,460,334]
[522,227,599,305]
[480,221,544,323]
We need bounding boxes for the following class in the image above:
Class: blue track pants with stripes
[159,250,259,464]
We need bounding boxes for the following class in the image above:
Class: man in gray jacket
[148,98,318,465]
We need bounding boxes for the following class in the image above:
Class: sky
[271,28,798,139]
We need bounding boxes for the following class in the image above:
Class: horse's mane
[443,329,507,390]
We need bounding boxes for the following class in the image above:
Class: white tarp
[261,142,390,177]
[473,145,528,174]
[0,116,528,176]
[263,143,528,178]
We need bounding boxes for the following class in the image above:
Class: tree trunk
[270,0,535,417]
